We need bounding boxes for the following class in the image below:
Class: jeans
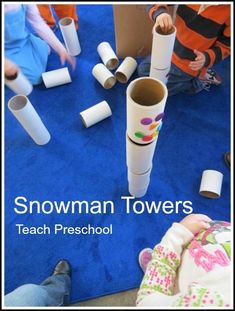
[4,274,71,307]
[138,56,205,96]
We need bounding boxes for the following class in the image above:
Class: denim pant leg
[4,274,71,307]
[138,55,151,77]
[167,63,204,96]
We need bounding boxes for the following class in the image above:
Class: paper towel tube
[128,183,148,198]
[42,67,72,88]
[80,100,112,128]
[5,71,33,95]
[150,25,176,72]
[126,77,168,144]
[59,17,81,56]
[199,170,223,198]
[126,133,157,174]
[128,166,152,189]
[115,57,137,83]
[97,42,119,70]
[92,63,116,89]
[8,95,51,145]
[149,67,169,85]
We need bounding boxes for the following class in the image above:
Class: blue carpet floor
[4,5,231,303]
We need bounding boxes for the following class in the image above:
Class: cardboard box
[113,4,176,58]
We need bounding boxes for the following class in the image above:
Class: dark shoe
[224,152,230,168]
[201,69,222,86]
[53,260,71,276]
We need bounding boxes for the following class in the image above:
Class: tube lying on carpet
[80,100,112,128]
[8,95,51,145]
[97,42,119,70]
[150,25,176,82]
[92,63,116,89]
[5,71,33,95]
[115,57,137,83]
[42,68,72,88]
[126,77,167,144]
[199,170,223,198]
[59,17,81,56]
[126,133,157,175]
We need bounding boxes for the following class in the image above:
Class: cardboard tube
[128,166,152,189]
[97,42,119,70]
[5,71,33,95]
[8,95,51,145]
[150,25,176,76]
[59,17,81,56]
[42,68,72,88]
[149,67,169,85]
[80,100,112,128]
[126,133,157,174]
[92,63,116,89]
[115,57,137,83]
[199,170,223,198]
[128,184,148,198]
[126,77,168,144]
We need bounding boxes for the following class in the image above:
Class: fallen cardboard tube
[115,57,137,83]
[59,17,81,56]
[126,77,168,144]
[150,25,176,75]
[80,100,112,128]
[199,170,223,199]
[92,63,116,89]
[149,67,170,85]
[5,70,33,95]
[8,95,51,145]
[128,166,152,189]
[97,42,119,70]
[42,67,72,88]
[126,133,157,174]
[128,183,148,198]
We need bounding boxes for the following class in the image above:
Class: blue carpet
[4,5,230,303]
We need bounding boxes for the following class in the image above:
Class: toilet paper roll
[128,183,148,198]
[199,170,223,198]
[126,77,168,144]
[149,67,169,85]
[59,17,81,56]
[92,63,116,89]
[150,25,176,73]
[8,95,51,145]
[5,71,33,95]
[128,166,152,189]
[42,67,72,88]
[115,57,137,83]
[80,100,112,128]
[126,133,157,174]
[97,42,119,70]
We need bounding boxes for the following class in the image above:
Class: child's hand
[180,214,212,235]
[189,49,206,70]
[59,50,76,70]
[5,58,19,78]
[154,13,173,34]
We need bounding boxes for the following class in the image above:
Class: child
[138,5,230,96]
[37,5,78,32]
[4,4,76,85]
[137,214,231,307]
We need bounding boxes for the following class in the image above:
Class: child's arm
[136,214,211,306]
[25,5,76,69]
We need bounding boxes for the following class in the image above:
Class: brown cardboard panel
[113,5,154,58]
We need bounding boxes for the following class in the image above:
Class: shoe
[201,69,222,86]
[138,248,153,273]
[224,151,230,168]
[53,260,71,276]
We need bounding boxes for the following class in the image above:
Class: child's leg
[37,5,56,29]
[52,5,78,30]
[137,56,151,77]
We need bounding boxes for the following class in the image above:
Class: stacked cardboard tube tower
[126,77,168,198]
